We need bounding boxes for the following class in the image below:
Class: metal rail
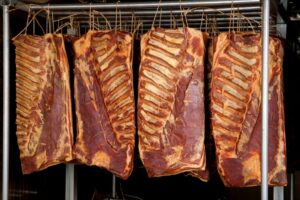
[2,5,10,200]
[14,1,266,33]
[16,0,260,10]
[49,7,262,15]
[261,0,270,199]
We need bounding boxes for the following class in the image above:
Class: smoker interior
[1,0,300,199]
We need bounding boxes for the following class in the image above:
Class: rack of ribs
[210,32,287,186]
[138,27,208,180]
[13,34,74,174]
[73,30,135,180]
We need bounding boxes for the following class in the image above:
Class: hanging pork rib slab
[13,34,74,174]
[73,30,135,179]
[138,28,207,178]
[211,32,287,186]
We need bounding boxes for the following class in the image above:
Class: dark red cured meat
[73,30,135,179]
[138,28,208,180]
[13,34,74,174]
[210,32,287,187]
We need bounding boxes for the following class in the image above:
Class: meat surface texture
[138,27,207,179]
[73,30,135,179]
[13,34,74,174]
[211,32,287,187]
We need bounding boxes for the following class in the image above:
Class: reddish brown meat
[138,27,208,180]
[73,30,135,179]
[13,34,74,174]
[211,32,287,187]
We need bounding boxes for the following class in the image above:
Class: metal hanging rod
[79,21,275,28]
[48,7,261,17]
[13,0,267,35]
[68,16,265,22]
[72,20,270,30]
[79,23,275,30]
[15,0,260,11]
[48,6,262,16]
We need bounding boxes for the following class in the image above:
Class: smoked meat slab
[138,28,207,179]
[211,32,287,186]
[13,34,74,174]
[73,30,135,179]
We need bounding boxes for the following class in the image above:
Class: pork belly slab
[210,32,287,186]
[13,34,74,174]
[73,30,135,179]
[138,28,208,180]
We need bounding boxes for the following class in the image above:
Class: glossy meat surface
[211,32,287,186]
[13,34,74,174]
[138,28,207,179]
[73,30,135,179]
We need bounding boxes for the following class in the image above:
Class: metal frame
[16,0,260,10]
[15,0,267,32]
[290,173,294,200]
[2,4,10,200]
[262,1,270,199]
[65,164,77,200]
[1,0,281,200]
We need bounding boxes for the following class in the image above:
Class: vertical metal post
[273,186,284,200]
[112,175,117,198]
[65,164,77,200]
[261,0,270,200]
[2,5,10,200]
[290,173,294,200]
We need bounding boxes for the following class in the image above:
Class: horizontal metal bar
[67,16,264,22]
[51,9,266,21]
[70,18,275,28]
[51,12,263,23]
[79,22,276,29]
[15,0,260,11]
[49,6,261,16]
